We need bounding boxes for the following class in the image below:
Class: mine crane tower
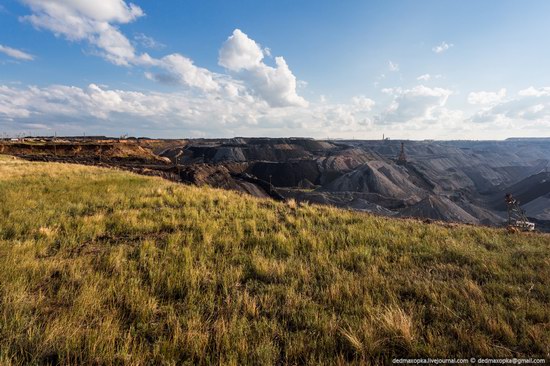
[397,142,407,164]
[505,193,535,232]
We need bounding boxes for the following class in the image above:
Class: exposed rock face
[178,164,273,198]
[167,138,337,164]
[160,138,550,229]
[320,161,425,203]
[1,140,168,164]
[178,164,235,189]
[400,195,479,224]
[315,147,380,184]
[247,161,321,187]
[359,140,550,194]
[523,194,550,220]
[490,172,550,211]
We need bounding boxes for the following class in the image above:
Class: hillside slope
[0,156,548,365]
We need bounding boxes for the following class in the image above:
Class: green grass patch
[0,158,548,365]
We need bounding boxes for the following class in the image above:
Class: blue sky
[1,0,550,139]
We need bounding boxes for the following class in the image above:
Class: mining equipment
[175,150,184,176]
[397,142,407,164]
[505,193,535,232]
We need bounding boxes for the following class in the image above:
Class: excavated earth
[161,138,550,231]
[2,137,550,231]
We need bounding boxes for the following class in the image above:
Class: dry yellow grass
[0,156,549,365]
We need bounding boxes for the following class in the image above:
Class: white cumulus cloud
[518,86,550,97]
[20,0,145,66]
[153,54,221,91]
[432,41,453,54]
[18,1,233,95]
[4,81,549,139]
[0,83,386,137]
[134,33,165,50]
[417,74,442,81]
[219,29,308,107]
[379,85,453,124]
[18,4,308,107]
[470,88,550,127]
[219,29,265,71]
[351,96,376,111]
[417,74,431,81]
[0,44,35,61]
[467,88,507,105]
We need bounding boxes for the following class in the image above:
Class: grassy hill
[0,155,548,365]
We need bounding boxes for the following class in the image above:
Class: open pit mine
[2,136,549,232]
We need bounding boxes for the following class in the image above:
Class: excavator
[505,193,535,232]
